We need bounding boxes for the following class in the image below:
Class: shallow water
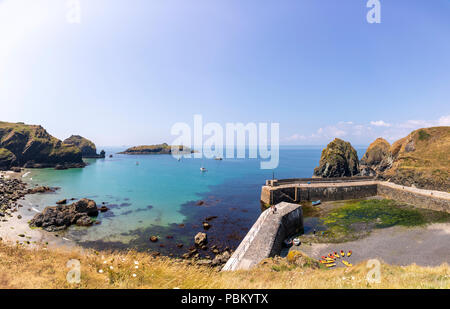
[22,146,367,255]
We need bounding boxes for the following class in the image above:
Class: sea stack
[313,138,359,177]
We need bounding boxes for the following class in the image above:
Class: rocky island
[63,135,105,158]
[119,143,194,155]
[0,121,85,170]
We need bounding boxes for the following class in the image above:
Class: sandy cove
[0,170,77,250]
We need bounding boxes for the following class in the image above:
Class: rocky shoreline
[0,170,231,268]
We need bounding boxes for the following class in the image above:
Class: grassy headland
[0,242,448,289]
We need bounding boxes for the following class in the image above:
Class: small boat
[283,239,293,247]
[334,251,340,259]
[214,157,223,160]
[293,238,301,246]
[136,161,139,166]
[340,250,345,257]
[200,167,207,172]
[325,263,336,268]
[342,260,353,267]
[347,250,352,257]
[311,200,321,206]
[328,253,336,259]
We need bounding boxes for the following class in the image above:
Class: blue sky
[0,0,449,146]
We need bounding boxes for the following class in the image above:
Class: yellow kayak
[342,260,352,267]
[320,260,335,264]
[347,250,352,257]
[325,263,336,268]
[333,252,340,259]
[340,250,345,257]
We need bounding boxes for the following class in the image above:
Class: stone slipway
[222,202,303,271]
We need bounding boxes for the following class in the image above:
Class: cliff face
[0,122,84,170]
[313,138,359,177]
[63,135,104,158]
[378,127,450,192]
[359,138,393,176]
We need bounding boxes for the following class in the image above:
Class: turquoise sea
[22,146,367,255]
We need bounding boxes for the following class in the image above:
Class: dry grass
[0,242,448,289]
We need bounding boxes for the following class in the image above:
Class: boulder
[56,199,67,205]
[29,198,98,232]
[313,138,359,177]
[202,222,211,230]
[211,251,231,266]
[194,232,207,247]
[150,236,158,242]
[28,186,56,194]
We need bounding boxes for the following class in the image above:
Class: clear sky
[0,0,449,146]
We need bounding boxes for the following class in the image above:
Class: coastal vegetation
[0,121,84,170]
[381,127,450,192]
[0,242,447,289]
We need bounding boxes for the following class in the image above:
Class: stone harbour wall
[222,202,303,271]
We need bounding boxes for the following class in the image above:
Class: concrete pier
[222,202,303,271]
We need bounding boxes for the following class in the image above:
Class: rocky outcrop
[0,175,28,218]
[63,135,105,158]
[359,138,393,176]
[0,121,85,170]
[313,138,359,177]
[29,198,98,232]
[378,127,450,191]
[0,148,16,171]
[119,143,194,155]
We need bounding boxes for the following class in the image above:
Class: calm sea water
[22,146,367,255]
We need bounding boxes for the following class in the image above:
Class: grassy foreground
[0,242,448,289]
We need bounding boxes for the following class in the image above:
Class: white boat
[200,167,207,172]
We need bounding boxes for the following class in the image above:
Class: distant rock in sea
[63,135,105,158]
[119,143,194,155]
[0,121,85,171]
[313,138,359,177]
